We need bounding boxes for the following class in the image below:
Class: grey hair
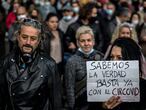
[76,26,94,40]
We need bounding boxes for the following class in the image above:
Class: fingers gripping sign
[102,96,122,109]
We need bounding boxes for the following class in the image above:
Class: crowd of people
[0,0,146,110]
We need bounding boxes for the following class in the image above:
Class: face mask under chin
[21,53,32,63]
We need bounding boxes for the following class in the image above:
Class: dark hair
[130,12,141,23]
[119,1,129,8]
[14,18,43,53]
[45,13,58,22]
[116,7,130,17]
[107,37,142,74]
[108,37,141,60]
[79,2,98,20]
[17,18,42,40]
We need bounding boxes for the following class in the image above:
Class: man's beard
[22,44,33,54]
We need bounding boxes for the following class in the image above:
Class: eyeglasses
[21,18,42,31]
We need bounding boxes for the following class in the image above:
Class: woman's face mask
[63,15,72,22]
[72,7,79,13]
[105,9,113,16]
[132,20,139,25]
[17,14,27,20]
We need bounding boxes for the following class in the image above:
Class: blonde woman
[104,22,138,59]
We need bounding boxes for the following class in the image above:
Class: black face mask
[31,15,38,20]
[88,16,97,24]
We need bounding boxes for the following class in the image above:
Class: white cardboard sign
[86,61,140,102]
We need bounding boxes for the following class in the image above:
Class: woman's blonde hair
[111,22,138,43]
[76,26,94,40]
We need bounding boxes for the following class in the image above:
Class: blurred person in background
[132,0,140,12]
[65,2,103,55]
[42,12,64,75]
[59,5,74,33]
[56,0,71,18]
[38,0,57,20]
[98,2,116,53]
[78,0,95,7]
[138,12,146,40]
[59,1,80,33]
[56,0,71,11]
[129,12,141,37]
[8,5,28,52]
[1,0,11,14]
[104,22,138,59]
[138,13,146,59]
[117,0,132,10]
[6,0,20,30]
[111,22,138,43]
[29,7,42,21]
[139,27,146,59]
[71,0,80,21]
[138,0,146,23]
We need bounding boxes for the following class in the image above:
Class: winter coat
[0,49,62,110]
[64,50,103,110]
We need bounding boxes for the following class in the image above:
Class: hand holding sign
[102,96,122,109]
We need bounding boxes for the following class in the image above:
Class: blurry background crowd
[0,0,146,61]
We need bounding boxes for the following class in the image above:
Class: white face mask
[45,1,50,5]
[17,14,27,20]
[78,48,94,55]
[106,9,113,16]
[132,20,139,25]
[63,15,72,22]
[34,0,40,5]
[72,7,79,13]
[40,1,45,6]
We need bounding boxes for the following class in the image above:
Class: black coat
[41,28,64,58]
[0,50,62,110]
[41,28,65,75]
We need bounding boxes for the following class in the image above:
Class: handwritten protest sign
[86,61,139,102]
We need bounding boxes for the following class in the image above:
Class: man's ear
[14,30,20,41]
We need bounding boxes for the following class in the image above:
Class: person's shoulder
[39,53,56,65]
[10,21,21,29]
[0,52,15,68]
[66,53,84,65]
[94,50,104,59]
[58,28,65,35]
[68,20,80,29]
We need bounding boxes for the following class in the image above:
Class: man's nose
[26,38,31,44]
